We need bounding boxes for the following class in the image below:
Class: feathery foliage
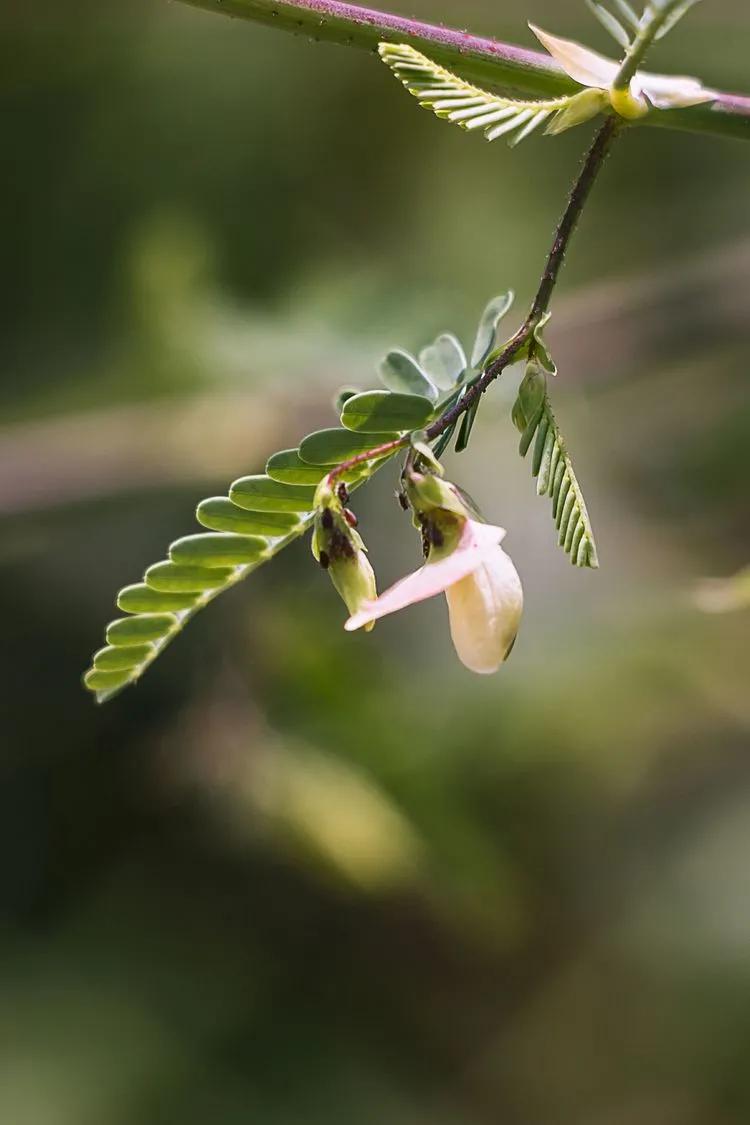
[84,438,400,703]
[512,364,599,568]
[83,293,526,701]
[378,43,586,146]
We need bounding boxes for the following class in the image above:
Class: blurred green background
[1,1,749,1122]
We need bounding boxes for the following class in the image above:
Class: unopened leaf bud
[513,361,547,432]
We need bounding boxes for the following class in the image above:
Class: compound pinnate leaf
[169,533,269,567]
[378,349,437,401]
[512,368,598,568]
[229,475,317,513]
[85,421,400,701]
[196,498,300,537]
[379,42,583,147]
[341,391,434,433]
[299,428,400,466]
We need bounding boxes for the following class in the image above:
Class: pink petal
[345,521,505,631]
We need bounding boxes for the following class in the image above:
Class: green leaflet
[418,333,466,391]
[93,644,154,670]
[299,428,400,465]
[229,476,317,513]
[471,292,515,369]
[378,349,437,401]
[266,448,333,485]
[586,0,632,47]
[196,499,300,537]
[117,585,200,613]
[170,534,269,567]
[341,391,434,433]
[145,561,235,592]
[650,0,702,39]
[512,366,599,568]
[106,614,178,645]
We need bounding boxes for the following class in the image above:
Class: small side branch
[330,115,619,477]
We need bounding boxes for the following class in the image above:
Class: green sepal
[409,430,444,475]
[341,390,434,433]
[404,468,471,521]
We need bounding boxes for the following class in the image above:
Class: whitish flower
[346,474,523,674]
[530,23,716,124]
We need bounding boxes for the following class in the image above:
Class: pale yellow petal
[528,23,618,89]
[445,547,523,674]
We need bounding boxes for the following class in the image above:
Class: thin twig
[327,115,619,480]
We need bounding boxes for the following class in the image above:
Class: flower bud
[312,481,377,630]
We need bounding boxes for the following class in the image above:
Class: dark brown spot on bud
[337,482,349,504]
[321,508,334,531]
[319,551,330,570]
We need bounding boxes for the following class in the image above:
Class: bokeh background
[2,1,749,1122]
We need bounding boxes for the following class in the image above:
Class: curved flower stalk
[346,469,523,675]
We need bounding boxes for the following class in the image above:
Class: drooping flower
[530,23,716,125]
[345,470,523,674]
[313,480,377,630]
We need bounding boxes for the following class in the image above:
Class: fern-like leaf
[84,435,401,702]
[512,367,598,568]
[378,43,581,147]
